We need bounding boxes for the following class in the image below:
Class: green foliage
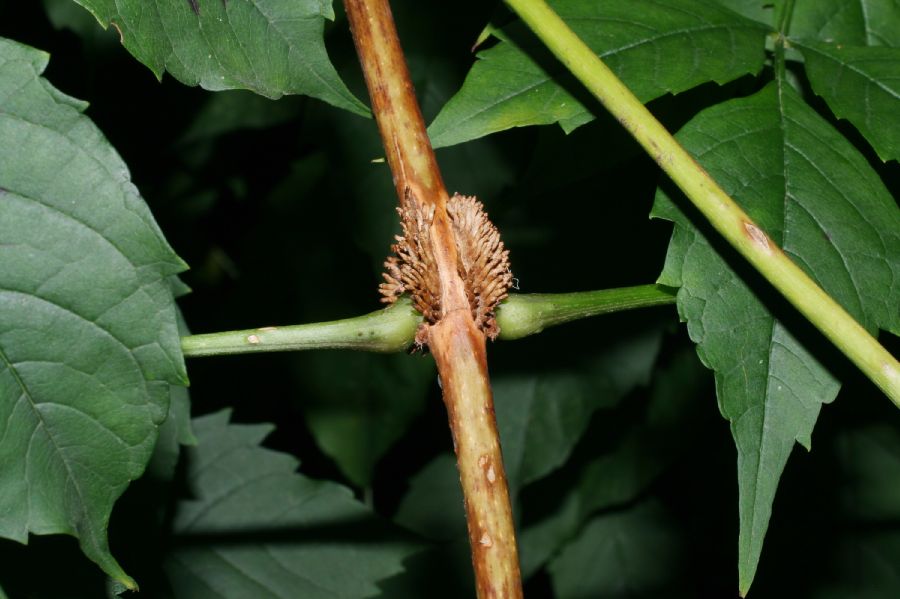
[297,352,434,487]
[789,0,900,46]
[494,325,663,491]
[0,0,897,597]
[0,37,187,588]
[546,499,683,598]
[517,346,708,578]
[72,0,367,113]
[428,0,768,147]
[796,41,900,162]
[164,410,418,598]
[653,80,900,593]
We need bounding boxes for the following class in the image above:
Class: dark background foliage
[0,1,897,597]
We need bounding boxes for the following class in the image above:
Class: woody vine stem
[343,0,524,596]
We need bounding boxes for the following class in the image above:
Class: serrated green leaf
[518,348,707,576]
[71,0,367,115]
[394,453,465,542]
[547,500,685,598]
[393,339,700,579]
[651,81,900,595]
[146,311,196,482]
[164,410,418,598]
[795,41,900,162]
[43,0,118,49]
[428,0,768,148]
[789,0,900,47]
[375,537,474,599]
[0,37,188,587]
[714,0,775,27]
[494,325,664,491]
[297,352,435,487]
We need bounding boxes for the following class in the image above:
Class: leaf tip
[113,575,139,594]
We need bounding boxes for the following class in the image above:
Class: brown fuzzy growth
[379,192,440,345]
[381,192,512,344]
[447,194,512,340]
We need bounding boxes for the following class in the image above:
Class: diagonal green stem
[503,0,900,407]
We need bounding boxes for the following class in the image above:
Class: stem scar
[744,221,771,253]
[246,334,261,344]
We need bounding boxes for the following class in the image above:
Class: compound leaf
[0,38,188,588]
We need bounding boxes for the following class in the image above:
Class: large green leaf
[428,0,768,148]
[145,309,196,482]
[714,0,774,27]
[795,41,900,162]
[393,328,683,577]
[517,347,708,576]
[394,453,465,542]
[394,349,668,545]
[547,500,685,598]
[0,38,188,587]
[652,81,900,595]
[164,410,418,598]
[494,325,663,491]
[296,352,434,487]
[71,0,367,114]
[789,0,900,47]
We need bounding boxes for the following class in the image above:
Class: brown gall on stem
[380,192,512,346]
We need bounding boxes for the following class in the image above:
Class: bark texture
[344,1,522,596]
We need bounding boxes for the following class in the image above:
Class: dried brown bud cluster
[380,197,442,328]
[380,192,512,344]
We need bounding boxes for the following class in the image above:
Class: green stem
[503,0,900,407]
[181,286,677,357]
[775,0,796,37]
[181,297,421,357]
[497,284,676,340]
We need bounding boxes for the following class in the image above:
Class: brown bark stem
[344,1,523,597]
